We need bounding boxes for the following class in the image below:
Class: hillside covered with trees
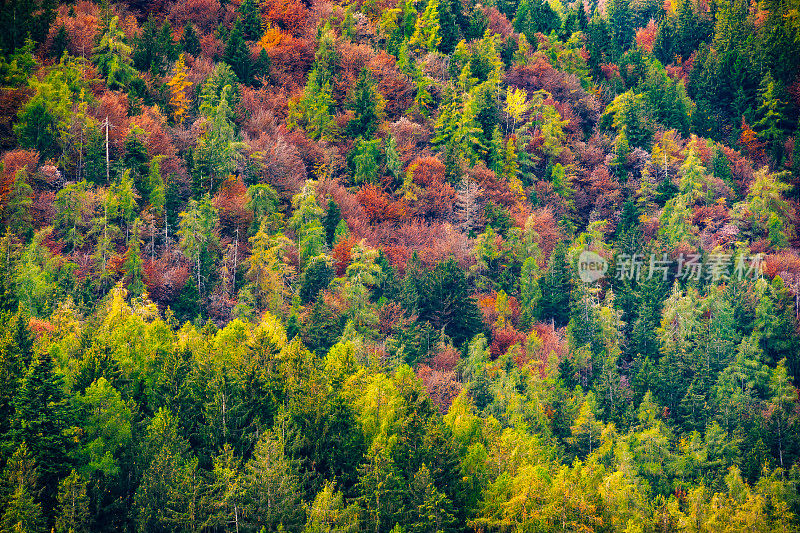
[1,0,800,530]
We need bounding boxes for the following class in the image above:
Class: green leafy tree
[178,194,220,298]
[14,63,75,160]
[75,377,132,479]
[0,443,44,533]
[54,470,90,533]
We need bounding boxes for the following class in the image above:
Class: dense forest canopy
[1,0,800,531]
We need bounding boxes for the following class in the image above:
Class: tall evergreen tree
[8,352,73,516]
[224,20,252,84]
[347,68,381,138]
[539,241,572,327]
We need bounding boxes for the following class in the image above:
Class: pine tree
[767,359,797,468]
[224,20,252,84]
[351,138,381,185]
[0,232,19,313]
[300,256,334,303]
[322,199,341,247]
[513,0,561,43]
[4,168,34,242]
[539,241,571,327]
[203,444,243,532]
[0,0,56,55]
[9,352,73,515]
[753,75,789,165]
[180,23,201,56]
[438,0,463,54]
[520,256,541,329]
[347,68,381,138]
[238,0,263,40]
[178,194,220,298]
[123,218,145,298]
[409,0,442,53]
[287,68,337,141]
[416,258,482,346]
[385,135,402,184]
[712,147,736,197]
[607,0,633,52]
[241,429,303,531]
[0,443,44,533]
[133,16,177,75]
[0,312,31,452]
[93,16,136,90]
[134,408,200,533]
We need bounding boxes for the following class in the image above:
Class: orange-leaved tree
[167,54,191,125]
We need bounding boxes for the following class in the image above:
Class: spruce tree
[224,20,251,84]
[8,352,73,516]
[322,199,341,247]
[539,241,571,327]
[238,0,263,40]
[0,232,19,313]
[180,23,201,56]
[347,68,380,138]
[54,470,90,533]
[0,443,44,533]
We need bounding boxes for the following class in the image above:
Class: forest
[0,0,800,530]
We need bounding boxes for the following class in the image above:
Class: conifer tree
[322,199,341,247]
[539,240,571,327]
[123,218,145,298]
[93,16,136,90]
[224,20,252,83]
[9,352,73,515]
[178,194,220,298]
[0,443,44,533]
[4,168,34,242]
[54,470,90,533]
[238,0,263,40]
[167,54,192,125]
[409,0,442,53]
[347,68,381,138]
[180,23,201,56]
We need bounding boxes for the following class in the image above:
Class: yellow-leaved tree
[167,54,191,125]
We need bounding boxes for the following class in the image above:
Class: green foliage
[347,68,381,138]
[180,23,201,56]
[93,16,136,90]
[132,16,177,75]
[288,68,337,141]
[178,194,220,297]
[0,2,800,531]
[224,20,252,83]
